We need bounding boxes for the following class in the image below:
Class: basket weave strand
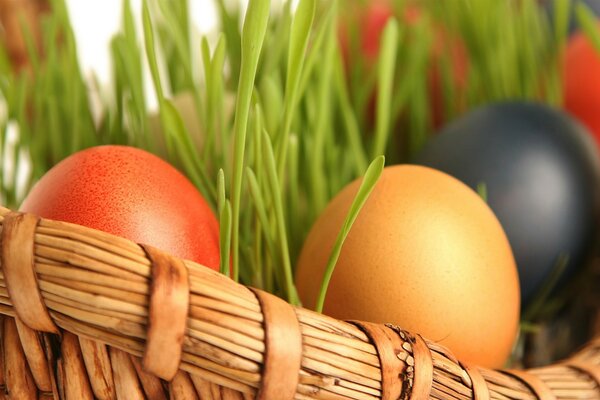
[0,206,598,400]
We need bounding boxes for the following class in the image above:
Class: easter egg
[338,1,468,128]
[414,102,600,305]
[20,145,221,269]
[563,25,600,149]
[296,165,520,368]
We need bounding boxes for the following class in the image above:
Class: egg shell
[563,25,600,149]
[414,102,600,305]
[295,165,520,368]
[20,145,221,269]
[338,1,468,128]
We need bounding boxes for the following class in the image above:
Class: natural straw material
[0,206,598,400]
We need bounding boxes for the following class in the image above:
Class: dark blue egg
[414,102,600,305]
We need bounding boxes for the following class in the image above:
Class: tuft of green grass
[230,0,271,283]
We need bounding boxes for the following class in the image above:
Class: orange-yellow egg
[295,165,520,368]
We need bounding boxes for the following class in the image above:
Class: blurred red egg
[338,1,468,128]
[338,0,396,64]
[563,27,600,149]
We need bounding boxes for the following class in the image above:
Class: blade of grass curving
[246,167,277,272]
[250,102,263,196]
[123,0,138,47]
[211,36,227,163]
[516,2,532,98]
[391,27,428,145]
[157,0,194,83]
[110,37,127,142]
[1,122,13,207]
[161,99,216,203]
[111,35,146,148]
[259,76,284,140]
[276,0,316,177]
[142,1,165,103]
[297,2,335,107]
[230,0,271,282]
[144,0,215,202]
[215,0,242,85]
[287,133,301,260]
[156,0,194,92]
[407,18,432,155]
[0,35,10,77]
[315,155,385,313]
[309,2,337,217]
[246,192,272,291]
[576,2,600,52]
[47,91,61,163]
[333,48,368,175]
[122,0,147,144]
[204,35,227,166]
[201,37,215,158]
[371,19,399,159]
[142,0,175,111]
[8,125,20,207]
[251,104,270,290]
[68,60,82,152]
[217,168,226,215]
[477,182,488,202]
[219,200,232,277]
[252,230,264,288]
[261,1,292,79]
[54,0,97,152]
[13,77,29,162]
[143,0,177,153]
[261,129,298,304]
[553,0,570,49]
[18,12,40,74]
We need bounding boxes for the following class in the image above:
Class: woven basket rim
[0,205,598,400]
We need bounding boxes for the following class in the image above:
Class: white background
[66,0,222,89]
[65,1,292,94]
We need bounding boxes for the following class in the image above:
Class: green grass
[0,0,596,312]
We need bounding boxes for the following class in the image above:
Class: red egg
[20,145,220,269]
[340,0,394,62]
[563,28,600,149]
[338,1,468,128]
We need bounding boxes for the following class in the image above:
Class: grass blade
[576,2,600,52]
[219,200,232,277]
[315,155,385,313]
[371,19,400,159]
[230,0,271,282]
[261,129,298,304]
[277,0,316,176]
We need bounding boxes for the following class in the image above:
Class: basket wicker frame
[0,206,598,400]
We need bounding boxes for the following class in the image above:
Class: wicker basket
[0,205,598,400]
